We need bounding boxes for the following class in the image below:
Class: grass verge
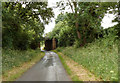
[55,38,118,81]
[2,49,45,81]
[53,50,82,82]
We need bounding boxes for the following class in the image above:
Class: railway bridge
[44,38,57,51]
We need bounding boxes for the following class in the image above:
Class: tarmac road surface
[16,51,71,81]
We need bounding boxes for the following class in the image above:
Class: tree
[57,1,118,46]
[57,0,81,39]
[2,2,54,50]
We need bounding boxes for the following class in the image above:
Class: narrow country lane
[16,51,71,81]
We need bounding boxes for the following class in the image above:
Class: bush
[2,27,30,50]
[2,27,13,49]
[13,32,30,50]
[60,37,118,81]
[2,49,41,74]
[30,39,39,50]
[74,39,80,48]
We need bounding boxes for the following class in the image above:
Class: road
[16,51,71,81]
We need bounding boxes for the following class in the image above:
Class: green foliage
[58,36,118,81]
[13,32,30,50]
[2,27,13,49]
[58,22,75,46]
[2,2,54,50]
[114,23,120,39]
[30,38,39,50]
[55,13,67,24]
[47,20,76,47]
[54,2,118,47]
[73,39,81,48]
[46,21,64,39]
[48,12,102,47]
[2,49,42,75]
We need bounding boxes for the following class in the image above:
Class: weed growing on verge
[2,49,42,75]
[58,38,118,81]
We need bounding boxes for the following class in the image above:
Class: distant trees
[2,2,54,50]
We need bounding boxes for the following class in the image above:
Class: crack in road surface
[16,51,71,81]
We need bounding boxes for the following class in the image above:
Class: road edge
[2,52,45,81]
[53,50,83,82]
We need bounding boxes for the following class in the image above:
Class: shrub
[30,39,39,50]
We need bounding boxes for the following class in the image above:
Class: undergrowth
[56,37,118,81]
[2,49,43,75]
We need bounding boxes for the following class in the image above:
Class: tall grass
[58,37,118,81]
[2,49,42,75]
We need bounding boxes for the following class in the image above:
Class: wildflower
[110,71,114,73]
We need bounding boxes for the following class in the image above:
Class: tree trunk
[73,2,81,39]
[76,21,81,39]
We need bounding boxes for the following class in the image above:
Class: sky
[101,13,118,28]
[44,1,118,35]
